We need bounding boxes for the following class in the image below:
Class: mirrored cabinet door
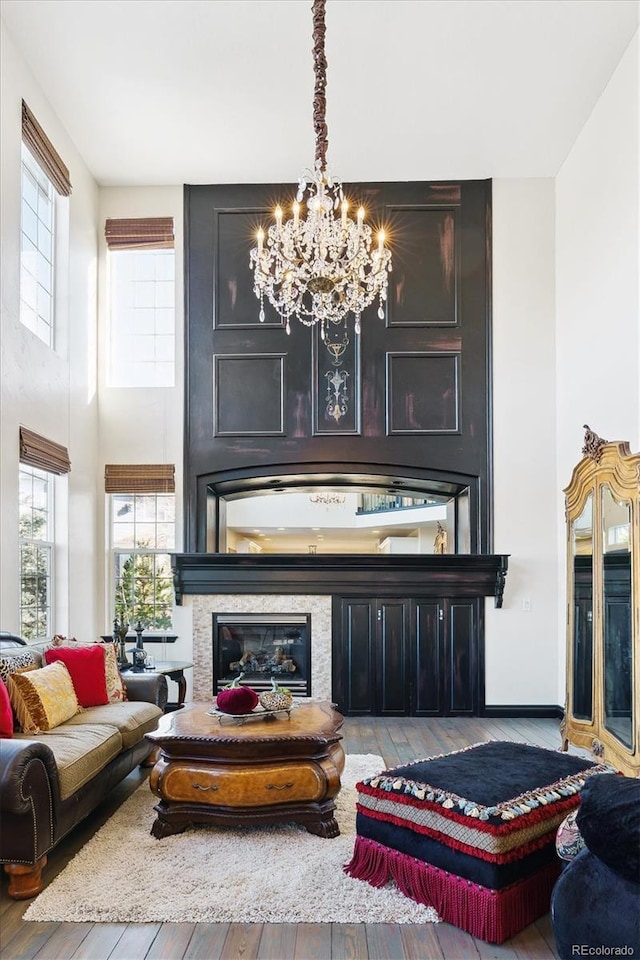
[600,485,633,750]
[571,494,593,722]
[563,428,639,777]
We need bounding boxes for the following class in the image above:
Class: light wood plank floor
[1,717,566,960]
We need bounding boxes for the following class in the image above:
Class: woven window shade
[104,464,175,494]
[19,427,71,475]
[104,218,175,251]
[21,101,72,197]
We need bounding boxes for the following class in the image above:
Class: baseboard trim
[482,705,563,719]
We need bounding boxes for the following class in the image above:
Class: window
[20,145,56,345]
[105,217,176,387]
[20,101,72,348]
[19,465,54,640]
[111,494,176,629]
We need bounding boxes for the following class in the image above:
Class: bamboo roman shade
[104,464,175,494]
[104,218,175,251]
[21,101,72,197]
[19,427,71,475]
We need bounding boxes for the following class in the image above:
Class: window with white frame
[19,465,54,640]
[111,494,175,629]
[20,145,56,346]
[108,248,175,387]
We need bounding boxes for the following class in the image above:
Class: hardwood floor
[0,717,565,960]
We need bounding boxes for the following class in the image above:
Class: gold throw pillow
[7,660,81,733]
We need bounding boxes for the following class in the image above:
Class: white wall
[0,22,100,638]
[97,187,185,644]
[487,179,559,705]
[555,30,639,699]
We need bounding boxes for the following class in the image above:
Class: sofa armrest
[0,738,61,811]
[124,672,168,710]
[0,739,59,862]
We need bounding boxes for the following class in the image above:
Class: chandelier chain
[248,0,392,335]
[312,0,328,168]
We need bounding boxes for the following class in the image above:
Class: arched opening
[197,466,477,554]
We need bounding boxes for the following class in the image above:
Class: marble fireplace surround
[190,594,332,702]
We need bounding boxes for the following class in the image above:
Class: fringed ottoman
[344,741,609,944]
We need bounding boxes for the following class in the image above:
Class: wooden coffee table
[146,700,345,840]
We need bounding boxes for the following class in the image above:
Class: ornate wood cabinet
[562,427,640,776]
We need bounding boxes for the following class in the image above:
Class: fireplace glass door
[213,613,311,697]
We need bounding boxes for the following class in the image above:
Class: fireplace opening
[213,613,311,698]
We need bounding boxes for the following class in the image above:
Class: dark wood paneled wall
[184,179,492,551]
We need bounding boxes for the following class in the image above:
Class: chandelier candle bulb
[257,228,264,255]
[341,200,348,228]
[293,201,300,228]
[275,206,283,230]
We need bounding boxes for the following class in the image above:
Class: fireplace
[213,613,311,698]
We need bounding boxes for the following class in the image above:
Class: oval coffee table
[146,699,345,839]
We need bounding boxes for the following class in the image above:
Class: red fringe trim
[358,784,581,834]
[356,805,560,864]
[343,836,561,944]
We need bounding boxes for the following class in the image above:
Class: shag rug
[24,754,439,925]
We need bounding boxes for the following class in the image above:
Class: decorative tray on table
[207,703,293,725]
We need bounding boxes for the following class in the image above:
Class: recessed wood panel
[414,601,442,715]
[378,600,409,716]
[214,354,285,436]
[312,324,361,435]
[214,210,283,329]
[342,600,375,715]
[448,601,475,714]
[387,207,459,327]
[387,353,460,434]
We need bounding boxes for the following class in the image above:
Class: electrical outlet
[522,598,532,612]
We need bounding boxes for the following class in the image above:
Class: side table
[124,660,192,712]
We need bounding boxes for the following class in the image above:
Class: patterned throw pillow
[102,643,127,703]
[44,645,109,707]
[555,808,585,862]
[6,660,81,733]
[0,649,42,684]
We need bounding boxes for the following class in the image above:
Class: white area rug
[25,754,439,925]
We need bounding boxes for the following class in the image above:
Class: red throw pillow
[44,645,109,707]
[0,677,14,737]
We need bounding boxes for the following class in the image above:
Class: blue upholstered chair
[551,773,640,958]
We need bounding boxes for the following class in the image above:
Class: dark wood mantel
[171,554,509,607]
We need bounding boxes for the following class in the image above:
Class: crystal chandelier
[309,492,347,505]
[249,0,391,339]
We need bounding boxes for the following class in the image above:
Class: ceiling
[1,0,637,186]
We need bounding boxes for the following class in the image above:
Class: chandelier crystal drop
[249,0,391,339]
[308,492,347,506]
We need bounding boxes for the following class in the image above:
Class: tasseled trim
[343,836,561,944]
[6,673,44,733]
[357,805,565,863]
[358,784,583,833]
[360,753,609,825]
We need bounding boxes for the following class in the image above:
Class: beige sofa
[0,642,167,898]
